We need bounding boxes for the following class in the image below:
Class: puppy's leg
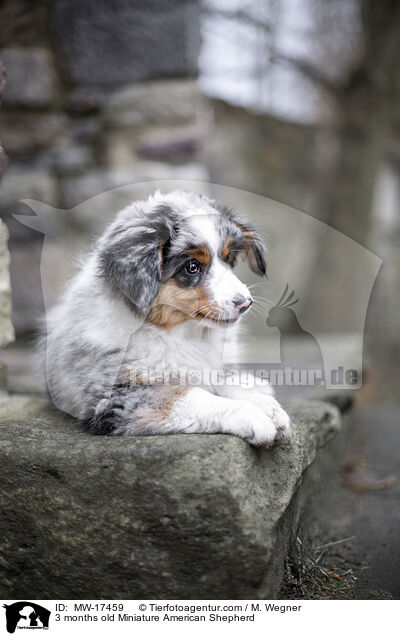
[159,386,280,446]
[90,385,281,446]
[215,379,291,441]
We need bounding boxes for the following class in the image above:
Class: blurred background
[0,0,399,598]
[0,0,399,393]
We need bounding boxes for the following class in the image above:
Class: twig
[315,536,356,551]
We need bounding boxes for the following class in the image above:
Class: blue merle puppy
[41,190,290,445]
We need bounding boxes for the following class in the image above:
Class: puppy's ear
[207,198,267,276]
[238,221,267,276]
[99,206,178,315]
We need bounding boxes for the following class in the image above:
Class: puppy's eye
[185,260,200,274]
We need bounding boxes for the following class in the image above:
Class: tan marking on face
[186,245,211,266]
[157,244,163,268]
[147,280,198,329]
[222,236,233,261]
[136,385,190,424]
[147,279,218,330]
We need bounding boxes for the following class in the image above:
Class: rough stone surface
[0,48,57,107]
[0,395,340,599]
[52,0,200,87]
[0,220,14,347]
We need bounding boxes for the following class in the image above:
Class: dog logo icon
[266,283,324,373]
[3,602,50,634]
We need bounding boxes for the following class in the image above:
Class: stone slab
[0,395,340,599]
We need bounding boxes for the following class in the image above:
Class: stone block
[0,395,340,599]
[0,47,57,107]
[52,0,200,87]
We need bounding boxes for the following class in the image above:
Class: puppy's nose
[233,295,253,314]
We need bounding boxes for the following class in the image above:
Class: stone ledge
[0,394,341,599]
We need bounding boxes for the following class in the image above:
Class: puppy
[41,190,290,445]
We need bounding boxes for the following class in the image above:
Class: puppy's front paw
[228,402,278,447]
[254,395,291,441]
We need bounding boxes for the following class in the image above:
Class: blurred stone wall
[0,56,14,348]
[0,0,207,334]
[0,60,14,393]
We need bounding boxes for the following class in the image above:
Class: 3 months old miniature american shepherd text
[42,190,290,446]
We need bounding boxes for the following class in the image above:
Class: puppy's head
[99,191,266,329]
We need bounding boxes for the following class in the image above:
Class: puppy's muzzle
[233,295,253,314]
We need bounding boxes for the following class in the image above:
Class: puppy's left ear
[239,221,267,276]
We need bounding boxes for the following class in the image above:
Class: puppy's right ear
[99,205,178,315]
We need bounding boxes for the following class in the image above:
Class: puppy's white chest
[125,323,226,375]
